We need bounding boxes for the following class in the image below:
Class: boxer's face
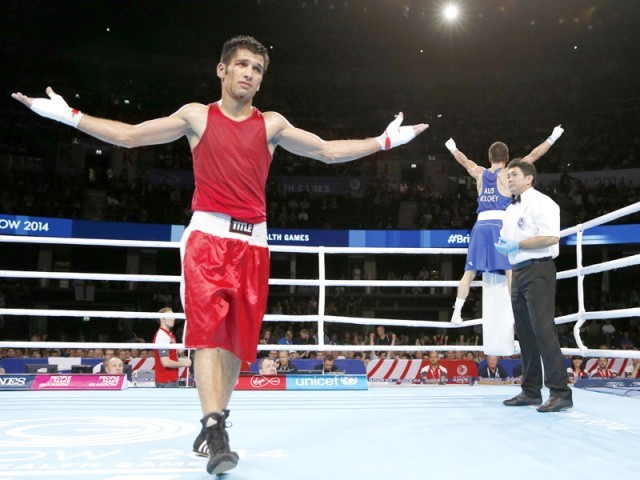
[218,48,265,101]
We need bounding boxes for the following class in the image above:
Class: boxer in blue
[445,125,564,324]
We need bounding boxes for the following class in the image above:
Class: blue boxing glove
[495,236,519,255]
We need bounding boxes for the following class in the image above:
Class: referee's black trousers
[511,260,571,400]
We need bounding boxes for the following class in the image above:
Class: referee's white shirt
[500,187,560,266]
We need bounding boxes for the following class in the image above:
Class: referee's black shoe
[536,397,573,413]
[503,393,543,406]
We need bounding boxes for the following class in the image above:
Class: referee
[495,158,572,413]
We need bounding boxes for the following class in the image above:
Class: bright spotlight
[443,4,459,21]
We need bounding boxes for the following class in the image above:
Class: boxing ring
[1,386,638,480]
[1,202,640,479]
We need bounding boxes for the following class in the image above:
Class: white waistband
[477,210,506,221]
[187,211,268,247]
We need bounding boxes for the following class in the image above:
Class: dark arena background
[1,1,639,479]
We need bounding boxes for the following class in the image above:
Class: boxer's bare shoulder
[172,102,209,147]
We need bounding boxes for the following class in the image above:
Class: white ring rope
[0,270,181,283]
[0,310,479,329]
[0,340,484,353]
[0,308,186,320]
[559,202,640,237]
[0,235,180,249]
[1,202,639,358]
[557,254,640,280]
[0,269,478,288]
[0,236,462,255]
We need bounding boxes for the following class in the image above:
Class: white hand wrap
[375,113,416,150]
[445,138,457,153]
[30,91,82,128]
[547,125,564,145]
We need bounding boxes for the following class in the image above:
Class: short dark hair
[220,35,270,72]
[508,158,537,186]
[488,142,509,164]
[258,357,272,369]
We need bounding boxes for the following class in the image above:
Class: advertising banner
[367,359,477,385]
[0,214,72,237]
[235,375,286,391]
[286,374,368,391]
[234,374,368,391]
[0,375,35,391]
[2,212,640,246]
[31,374,127,390]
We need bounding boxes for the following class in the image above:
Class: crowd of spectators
[2,158,639,229]
[3,319,638,380]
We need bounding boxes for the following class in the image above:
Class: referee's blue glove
[495,236,519,255]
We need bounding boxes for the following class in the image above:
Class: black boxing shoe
[201,411,239,475]
[193,409,230,457]
[503,393,543,407]
[192,428,209,457]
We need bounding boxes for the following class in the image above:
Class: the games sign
[3,212,640,246]
[0,375,35,390]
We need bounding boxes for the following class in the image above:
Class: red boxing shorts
[180,211,270,363]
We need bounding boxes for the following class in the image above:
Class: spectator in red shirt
[567,356,588,383]
[420,351,447,384]
[590,357,618,378]
[153,307,192,388]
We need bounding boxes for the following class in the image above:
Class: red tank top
[191,103,272,223]
[153,326,178,384]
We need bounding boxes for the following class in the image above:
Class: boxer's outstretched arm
[12,87,194,148]
[522,125,564,164]
[268,111,428,164]
[445,138,484,179]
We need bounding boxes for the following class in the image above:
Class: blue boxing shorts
[465,217,511,274]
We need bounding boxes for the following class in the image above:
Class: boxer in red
[12,35,428,475]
